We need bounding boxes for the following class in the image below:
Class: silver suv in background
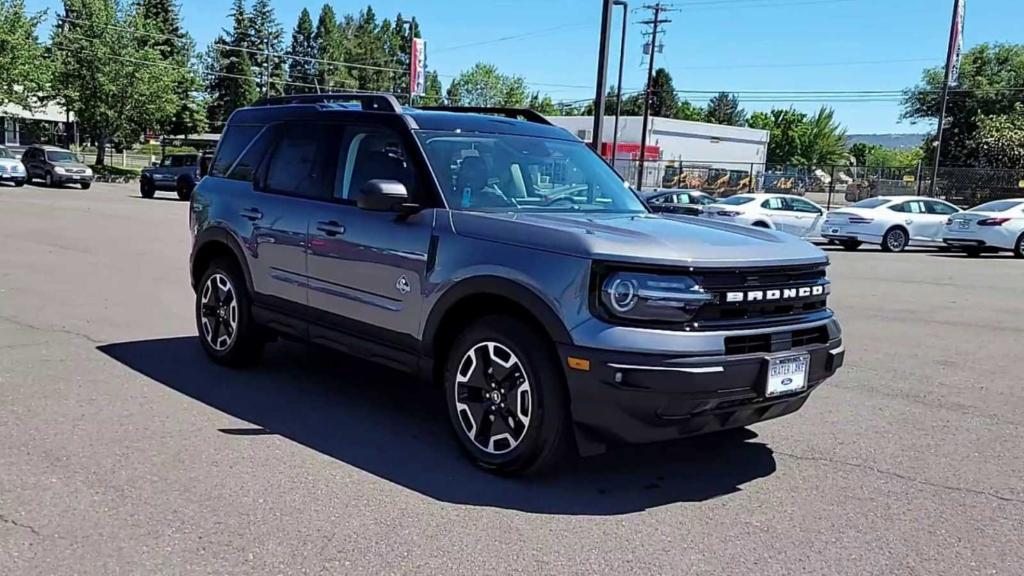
[0,146,27,187]
[140,153,201,200]
[189,94,845,475]
[21,145,93,189]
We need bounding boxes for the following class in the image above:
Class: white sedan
[942,198,1024,257]
[703,193,827,241]
[821,196,961,252]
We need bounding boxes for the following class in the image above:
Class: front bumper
[0,173,26,183]
[53,173,94,185]
[559,326,844,455]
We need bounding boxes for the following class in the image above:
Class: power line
[430,22,593,54]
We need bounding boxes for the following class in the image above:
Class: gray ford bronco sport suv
[189,94,844,475]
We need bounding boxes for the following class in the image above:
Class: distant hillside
[845,134,926,149]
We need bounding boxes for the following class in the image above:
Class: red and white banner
[945,0,966,86]
[410,38,426,96]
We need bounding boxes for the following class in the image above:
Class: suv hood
[450,211,828,268]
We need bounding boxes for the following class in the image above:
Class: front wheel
[195,258,263,367]
[80,182,91,190]
[443,316,569,476]
[964,247,982,258]
[176,179,193,201]
[881,227,908,252]
[44,172,54,188]
[140,179,155,198]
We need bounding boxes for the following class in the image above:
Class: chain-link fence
[625,159,1024,209]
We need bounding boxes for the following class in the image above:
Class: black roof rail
[252,93,402,113]
[416,106,553,126]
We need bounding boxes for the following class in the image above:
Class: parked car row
[646,188,1024,258]
[0,144,94,189]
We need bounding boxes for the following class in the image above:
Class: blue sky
[32,0,1024,133]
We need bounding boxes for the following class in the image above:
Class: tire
[1014,233,1024,259]
[964,247,982,258]
[140,179,155,198]
[176,178,193,201]
[195,257,263,367]
[44,172,54,188]
[881,227,908,253]
[840,240,862,251]
[14,181,25,188]
[80,182,91,190]
[443,316,570,476]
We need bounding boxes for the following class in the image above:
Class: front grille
[691,263,831,330]
[65,168,87,174]
[723,325,831,356]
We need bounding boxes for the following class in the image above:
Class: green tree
[975,104,1024,168]
[135,0,205,136]
[849,143,924,167]
[0,0,49,109]
[527,92,557,115]
[903,43,1024,165]
[648,68,678,118]
[52,0,179,164]
[446,63,528,107]
[248,0,285,96]
[748,108,808,163]
[348,6,391,92]
[705,92,746,126]
[848,142,873,166]
[285,8,316,93]
[792,107,847,166]
[674,100,705,121]
[312,4,349,90]
[420,71,443,106]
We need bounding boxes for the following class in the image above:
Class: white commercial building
[547,115,770,188]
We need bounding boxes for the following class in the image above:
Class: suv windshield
[415,131,646,213]
[45,150,78,163]
[0,147,13,159]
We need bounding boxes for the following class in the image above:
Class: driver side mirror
[357,179,420,215]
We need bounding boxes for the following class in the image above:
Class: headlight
[53,166,67,175]
[83,167,93,176]
[599,271,714,323]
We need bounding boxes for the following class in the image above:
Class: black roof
[227,94,576,142]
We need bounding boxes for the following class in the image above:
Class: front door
[762,196,800,234]
[922,200,960,242]
[787,196,825,238]
[306,125,434,341]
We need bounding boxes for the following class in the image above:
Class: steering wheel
[539,193,581,208]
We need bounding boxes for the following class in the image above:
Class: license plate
[72,175,81,180]
[958,220,970,229]
[830,227,840,234]
[766,354,809,397]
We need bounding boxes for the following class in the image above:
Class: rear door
[305,123,435,344]
[922,200,960,242]
[891,200,930,241]
[788,196,825,238]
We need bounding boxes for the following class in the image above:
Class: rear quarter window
[210,125,263,177]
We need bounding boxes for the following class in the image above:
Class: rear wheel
[840,240,862,251]
[44,172,54,188]
[195,258,263,367]
[176,178,193,201]
[881,227,908,252]
[80,182,91,190]
[443,316,569,476]
[1015,233,1024,259]
[14,180,25,188]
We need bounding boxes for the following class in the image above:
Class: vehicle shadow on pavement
[98,337,777,515]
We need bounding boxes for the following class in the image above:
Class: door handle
[316,221,346,236]
[240,207,263,221]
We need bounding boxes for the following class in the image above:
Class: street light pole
[591,0,616,153]
[610,0,628,170]
[929,0,966,196]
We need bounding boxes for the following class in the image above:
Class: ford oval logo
[781,378,793,386]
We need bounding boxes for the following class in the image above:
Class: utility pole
[591,0,616,153]
[636,3,671,190]
[264,35,272,98]
[929,0,966,196]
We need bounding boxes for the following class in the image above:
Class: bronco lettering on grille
[725,284,827,303]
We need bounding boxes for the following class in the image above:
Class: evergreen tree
[248,0,284,96]
[648,68,678,118]
[135,0,205,135]
[313,4,350,90]
[705,92,747,126]
[285,8,316,93]
[420,71,443,106]
[205,0,258,125]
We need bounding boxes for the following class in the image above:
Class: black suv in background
[21,145,94,189]
[189,94,844,475]
[140,153,201,200]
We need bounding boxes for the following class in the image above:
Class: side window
[210,125,262,177]
[228,126,276,183]
[926,200,958,215]
[790,198,822,214]
[335,127,414,202]
[263,124,328,198]
[676,193,691,204]
[762,197,787,210]
[907,201,926,214]
[889,203,906,213]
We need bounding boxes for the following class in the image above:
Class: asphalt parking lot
[1,181,1022,575]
